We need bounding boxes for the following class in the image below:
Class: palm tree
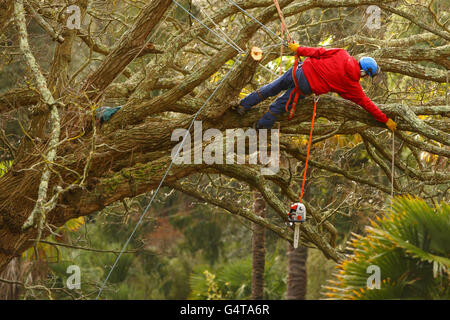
[286,159,309,300]
[286,245,307,300]
[0,257,21,300]
[251,191,266,300]
[323,196,450,300]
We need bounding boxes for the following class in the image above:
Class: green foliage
[306,249,336,300]
[323,196,450,300]
[41,190,256,300]
[170,205,224,265]
[189,254,287,300]
[0,160,12,176]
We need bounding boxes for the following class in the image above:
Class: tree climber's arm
[295,46,328,58]
[288,43,327,58]
[339,82,389,124]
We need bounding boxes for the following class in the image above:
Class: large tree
[251,191,266,300]
[0,0,448,276]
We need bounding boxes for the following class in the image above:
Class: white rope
[172,0,280,77]
[198,3,246,54]
[227,0,285,44]
[173,0,245,54]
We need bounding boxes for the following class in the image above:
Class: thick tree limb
[377,58,448,83]
[0,0,13,34]
[0,89,39,113]
[25,1,64,43]
[14,0,61,232]
[81,0,172,99]
[331,32,439,49]
[380,3,450,41]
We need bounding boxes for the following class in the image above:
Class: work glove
[386,118,397,131]
[288,42,300,53]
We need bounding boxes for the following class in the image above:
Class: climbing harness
[273,0,305,120]
[285,54,305,119]
[271,0,308,121]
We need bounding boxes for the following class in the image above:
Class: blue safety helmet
[359,57,380,77]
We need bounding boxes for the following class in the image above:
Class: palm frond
[322,196,450,300]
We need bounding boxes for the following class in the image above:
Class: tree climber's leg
[240,67,295,111]
[256,66,312,129]
[256,87,295,129]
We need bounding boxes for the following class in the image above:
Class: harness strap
[285,54,305,119]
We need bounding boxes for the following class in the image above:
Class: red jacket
[296,46,388,123]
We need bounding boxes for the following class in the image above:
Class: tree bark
[251,191,266,300]
[82,0,172,100]
[0,257,21,300]
[286,245,307,300]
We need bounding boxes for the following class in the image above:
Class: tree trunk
[251,191,266,300]
[0,257,21,300]
[287,156,310,300]
[286,244,307,300]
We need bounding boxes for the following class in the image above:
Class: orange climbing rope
[273,0,290,39]
[273,0,316,204]
[299,96,319,203]
[279,24,285,75]
[273,0,291,75]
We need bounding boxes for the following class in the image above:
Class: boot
[231,104,246,116]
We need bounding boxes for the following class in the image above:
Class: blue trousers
[240,64,312,128]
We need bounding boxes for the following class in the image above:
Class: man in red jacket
[234,44,397,131]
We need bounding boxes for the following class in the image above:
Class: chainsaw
[287,202,306,248]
